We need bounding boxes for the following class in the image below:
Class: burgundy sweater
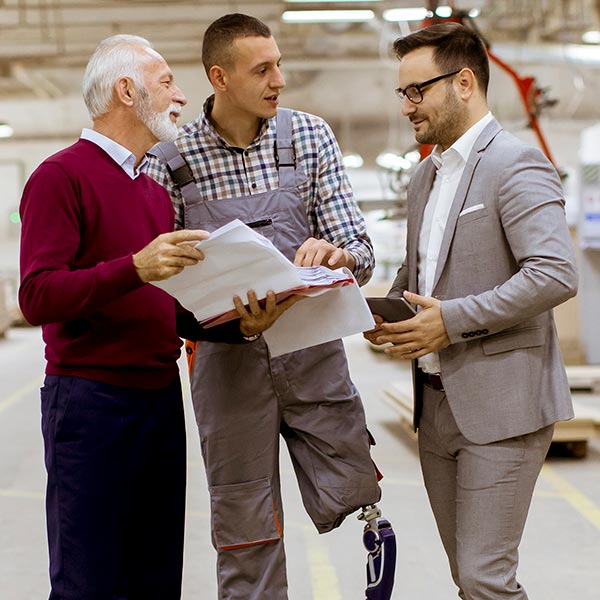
[19,139,233,389]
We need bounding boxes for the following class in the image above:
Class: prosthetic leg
[359,505,397,600]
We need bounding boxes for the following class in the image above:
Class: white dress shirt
[80,128,148,179]
[417,111,494,374]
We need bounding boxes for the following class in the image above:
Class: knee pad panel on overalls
[210,477,282,551]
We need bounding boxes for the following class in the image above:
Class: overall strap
[275,108,296,188]
[149,141,202,207]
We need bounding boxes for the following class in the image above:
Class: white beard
[136,97,180,142]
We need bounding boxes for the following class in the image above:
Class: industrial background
[1,1,600,598]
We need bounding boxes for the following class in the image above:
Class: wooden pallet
[566,365,600,393]
[383,381,600,457]
[553,394,600,457]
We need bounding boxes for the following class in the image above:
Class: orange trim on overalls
[219,537,281,551]
[184,340,199,374]
[217,500,283,551]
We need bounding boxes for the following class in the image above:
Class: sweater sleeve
[176,301,262,344]
[19,161,145,326]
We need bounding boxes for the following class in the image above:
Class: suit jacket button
[462,333,469,339]
[468,332,475,337]
[475,329,482,336]
[482,328,489,334]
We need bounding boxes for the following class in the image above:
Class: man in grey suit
[365,22,578,599]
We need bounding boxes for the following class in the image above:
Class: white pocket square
[459,204,485,217]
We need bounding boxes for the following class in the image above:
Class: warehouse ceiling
[1,0,600,157]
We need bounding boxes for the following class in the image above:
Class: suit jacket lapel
[431,119,503,292]
[408,159,437,292]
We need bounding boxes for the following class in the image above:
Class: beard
[413,86,468,150]
[136,92,180,142]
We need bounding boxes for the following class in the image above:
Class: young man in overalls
[147,13,381,599]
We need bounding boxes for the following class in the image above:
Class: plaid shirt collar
[199,95,271,151]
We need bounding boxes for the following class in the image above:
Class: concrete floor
[1,326,600,599]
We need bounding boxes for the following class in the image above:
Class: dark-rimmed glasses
[395,69,462,104]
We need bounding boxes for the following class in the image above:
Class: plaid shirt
[146,96,374,285]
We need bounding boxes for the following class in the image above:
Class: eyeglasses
[395,69,462,104]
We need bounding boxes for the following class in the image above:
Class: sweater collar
[81,128,148,179]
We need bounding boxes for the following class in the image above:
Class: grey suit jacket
[389,119,578,444]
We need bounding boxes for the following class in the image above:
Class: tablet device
[366,296,417,322]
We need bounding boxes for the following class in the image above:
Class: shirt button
[251,183,257,189]
[245,150,250,156]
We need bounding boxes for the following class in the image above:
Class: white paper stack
[153,219,375,356]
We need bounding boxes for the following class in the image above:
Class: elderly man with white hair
[19,35,240,599]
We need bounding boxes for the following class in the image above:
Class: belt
[418,369,444,391]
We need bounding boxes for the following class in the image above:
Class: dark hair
[202,13,272,75]
[393,22,489,95]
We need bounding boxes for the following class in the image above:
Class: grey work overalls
[185,109,381,600]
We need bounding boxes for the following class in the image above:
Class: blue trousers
[41,375,186,600]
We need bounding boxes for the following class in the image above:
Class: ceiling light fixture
[404,150,422,164]
[343,152,364,169]
[382,5,457,22]
[285,0,382,2]
[382,7,429,22]
[375,151,412,171]
[282,9,375,23]
[435,6,452,18]
[0,122,14,138]
[582,30,600,44]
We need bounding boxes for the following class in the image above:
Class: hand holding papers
[204,263,356,327]
[153,219,375,356]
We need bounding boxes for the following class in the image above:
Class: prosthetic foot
[358,505,397,600]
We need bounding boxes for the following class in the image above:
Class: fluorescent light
[0,123,14,138]
[343,152,364,169]
[383,5,456,22]
[582,30,600,44]
[282,9,375,23]
[285,0,382,2]
[435,6,452,17]
[468,8,481,18]
[383,7,429,22]
[376,151,412,171]
[404,150,422,164]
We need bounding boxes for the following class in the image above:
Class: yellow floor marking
[0,378,42,415]
[0,488,44,500]
[186,510,211,519]
[541,464,600,532]
[302,525,342,600]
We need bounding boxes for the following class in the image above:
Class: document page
[203,265,354,327]
[263,273,376,357]
[153,220,303,322]
[153,219,375,355]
